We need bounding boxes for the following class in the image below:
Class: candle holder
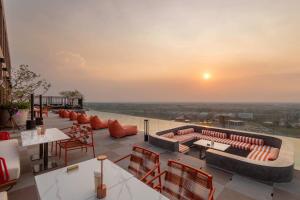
[96,155,107,199]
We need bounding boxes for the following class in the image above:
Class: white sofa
[0,139,20,184]
[0,191,7,200]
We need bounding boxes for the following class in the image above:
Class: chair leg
[59,146,62,159]
[92,146,95,158]
[64,149,67,166]
[55,142,58,156]
[86,147,88,152]
[51,142,53,152]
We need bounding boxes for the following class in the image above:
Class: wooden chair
[114,146,161,185]
[58,126,95,166]
[147,160,215,200]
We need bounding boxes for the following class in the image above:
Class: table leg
[43,142,48,169]
[33,143,58,174]
[199,147,206,160]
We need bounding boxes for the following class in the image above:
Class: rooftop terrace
[3,111,300,200]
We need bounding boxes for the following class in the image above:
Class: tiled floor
[4,113,300,200]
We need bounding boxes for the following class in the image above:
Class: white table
[21,128,70,173]
[35,158,169,200]
[193,139,230,159]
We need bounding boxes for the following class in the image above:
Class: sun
[203,72,211,80]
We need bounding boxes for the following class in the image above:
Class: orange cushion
[77,114,90,124]
[62,110,70,118]
[268,148,280,161]
[69,112,78,121]
[90,116,108,129]
[108,120,137,138]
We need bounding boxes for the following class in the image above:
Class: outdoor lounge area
[0,111,300,200]
[150,126,294,182]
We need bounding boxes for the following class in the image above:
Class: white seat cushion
[0,139,20,181]
[0,192,8,200]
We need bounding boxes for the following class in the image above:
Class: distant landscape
[85,102,300,138]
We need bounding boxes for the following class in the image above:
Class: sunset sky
[4,0,300,102]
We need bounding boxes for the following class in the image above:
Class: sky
[4,0,300,102]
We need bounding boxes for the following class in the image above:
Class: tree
[11,65,51,103]
[59,90,84,105]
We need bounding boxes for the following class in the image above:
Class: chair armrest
[60,126,73,130]
[114,154,131,163]
[208,187,215,200]
[146,171,166,187]
[0,157,9,183]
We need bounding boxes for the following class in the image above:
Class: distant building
[214,113,235,119]
[238,113,254,120]
[263,121,274,126]
[198,112,209,119]
[228,120,245,126]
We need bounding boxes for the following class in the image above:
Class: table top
[35,158,168,200]
[193,139,230,151]
[21,128,70,146]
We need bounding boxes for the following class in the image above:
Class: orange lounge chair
[108,120,138,138]
[62,110,70,118]
[77,113,90,124]
[90,116,108,130]
[147,160,215,200]
[58,109,64,118]
[69,111,78,121]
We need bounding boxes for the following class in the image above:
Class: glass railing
[86,109,300,170]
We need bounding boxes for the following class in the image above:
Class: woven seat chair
[51,124,82,155]
[147,160,215,200]
[114,146,161,185]
[58,126,95,166]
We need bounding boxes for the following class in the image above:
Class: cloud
[56,51,87,69]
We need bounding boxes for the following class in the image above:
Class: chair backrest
[0,157,9,184]
[128,146,160,182]
[162,160,213,200]
[79,126,94,145]
[0,132,10,140]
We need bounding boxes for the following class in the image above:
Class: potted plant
[12,101,31,126]
[0,65,51,127]
[0,103,12,126]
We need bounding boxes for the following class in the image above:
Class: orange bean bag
[77,113,90,124]
[62,110,70,118]
[108,120,138,138]
[90,116,108,130]
[69,111,78,121]
[58,109,64,118]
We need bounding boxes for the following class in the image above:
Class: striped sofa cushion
[230,134,264,146]
[177,128,195,135]
[247,146,277,161]
[128,147,159,182]
[247,150,271,161]
[268,148,280,161]
[162,132,175,138]
[202,130,227,139]
[173,134,195,143]
[250,145,272,152]
[162,161,211,200]
[179,144,190,153]
[197,134,251,151]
